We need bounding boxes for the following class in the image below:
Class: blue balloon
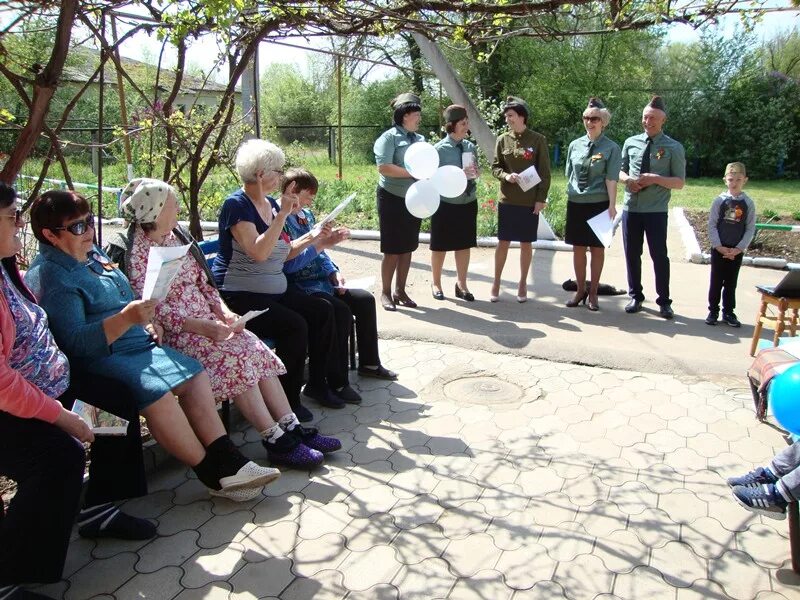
[769,363,800,435]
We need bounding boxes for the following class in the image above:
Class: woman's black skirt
[429,201,478,252]
[565,200,610,248]
[498,203,539,242]
[377,186,421,254]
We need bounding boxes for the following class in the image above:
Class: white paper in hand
[315,193,356,230]
[333,276,375,291]
[517,165,541,192]
[72,400,129,436]
[587,210,614,248]
[231,309,269,329]
[142,244,191,301]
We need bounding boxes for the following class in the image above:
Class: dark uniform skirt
[565,200,610,248]
[377,186,421,254]
[498,202,539,243]
[429,201,478,252]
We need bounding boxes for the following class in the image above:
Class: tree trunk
[0,0,78,184]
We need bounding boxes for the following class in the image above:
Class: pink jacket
[0,285,62,423]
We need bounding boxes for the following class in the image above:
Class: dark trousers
[622,211,671,306]
[708,248,743,313]
[62,371,148,506]
[0,411,85,585]
[222,290,309,410]
[312,289,381,380]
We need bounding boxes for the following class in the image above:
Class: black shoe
[293,403,314,423]
[334,384,362,404]
[78,505,157,540]
[302,384,345,408]
[454,284,474,302]
[705,311,718,325]
[659,305,674,319]
[722,312,741,327]
[624,298,642,313]
[431,286,445,301]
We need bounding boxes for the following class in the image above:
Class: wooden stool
[750,293,800,356]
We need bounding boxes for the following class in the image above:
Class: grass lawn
[15,157,800,237]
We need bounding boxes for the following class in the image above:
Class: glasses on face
[583,116,601,123]
[52,213,95,236]
[0,209,25,226]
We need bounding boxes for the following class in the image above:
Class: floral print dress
[128,228,285,401]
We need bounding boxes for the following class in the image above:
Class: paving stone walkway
[35,339,800,599]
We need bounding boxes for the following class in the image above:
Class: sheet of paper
[517,165,541,192]
[141,244,191,301]
[231,309,269,329]
[316,193,357,229]
[333,276,375,290]
[587,210,614,248]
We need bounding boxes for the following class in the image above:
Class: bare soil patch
[683,209,800,264]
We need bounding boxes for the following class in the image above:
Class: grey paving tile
[736,523,791,569]
[341,512,397,551]
[90,534,151,560]
[390,493,445,530]
[344,482,398,518]
[391,523,449,564]
[197,509,255,549]
[658,489,708,525]
[289,532,348,578]
[181,542,246,589]
[343,583,399,599]
[681,516,735,559]
[65,552,138,600]
[480,482,528,518]
[708,548,772,600]
[392,557,456,600]
[675,578,731,599]
[517,466,564,498]
[338,544,402,592]
[539,522,595,562]
[113,566,185,600]
[437,501,492,540]
[442,532,502,577]
[280,569,349,600]
[240,520,300,561]
[650,540,707,587]
[448,569,514,600]
[228,557,294,598]
[528,491,578,527]
[135,530,201,573]
[297,501,352,540]
[612,565,678,600]
[575,499,629,538]
[562,475,611,506]
[554,553,614,600]
[511,580,569,599]
[484,510,542,552]
[608,480,659,516]
[156,500,215,536]
[591,528,647,574]
[627,507,681,548]
[432,476,485,509]
[252,491,305,525]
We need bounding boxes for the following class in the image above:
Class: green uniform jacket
[491,128,551,207]
[621,131,685,213]
[565,134,621,204]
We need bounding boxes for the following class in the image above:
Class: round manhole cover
[443,376,523,405]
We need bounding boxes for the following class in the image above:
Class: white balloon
[403,142,439,180]
[431,165,468,198]
[405,180,441,219]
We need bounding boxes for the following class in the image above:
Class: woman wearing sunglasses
[24,190,281,503]
[564,98,621,311]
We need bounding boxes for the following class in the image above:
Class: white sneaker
[210,461,280,501]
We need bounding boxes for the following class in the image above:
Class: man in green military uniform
[619,96,686,319]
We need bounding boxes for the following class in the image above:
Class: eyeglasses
[583,116,601,123]
[0,209,25,226]
[52,213,95,236]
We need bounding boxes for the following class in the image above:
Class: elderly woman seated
[211,139,361,419]
[0,183,89,600]
[282,169,397,383]
[105,178,340,467]
[24,189,280,502]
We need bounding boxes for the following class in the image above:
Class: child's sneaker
[722,312,741,327]
[726,466,778,488]
[705,311,719,325]
[731,483,788,520]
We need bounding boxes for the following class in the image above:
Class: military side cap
[648,95,667,113]
[587,97,605,109]
[391,92,421,108]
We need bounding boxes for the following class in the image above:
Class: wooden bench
[750,292,800,356]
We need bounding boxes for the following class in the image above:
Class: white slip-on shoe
[211,461,281,501]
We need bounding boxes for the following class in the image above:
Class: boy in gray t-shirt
[705,162,756,327]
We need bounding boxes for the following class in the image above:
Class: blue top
[0,265,69,398]
[374,125,424,197]
[214,189,319,295]
[283,209,339,295]
[25,244,153,367]
[565,134,622,204]
[621,131,686,213]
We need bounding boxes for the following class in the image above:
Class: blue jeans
[622,211,671,306]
